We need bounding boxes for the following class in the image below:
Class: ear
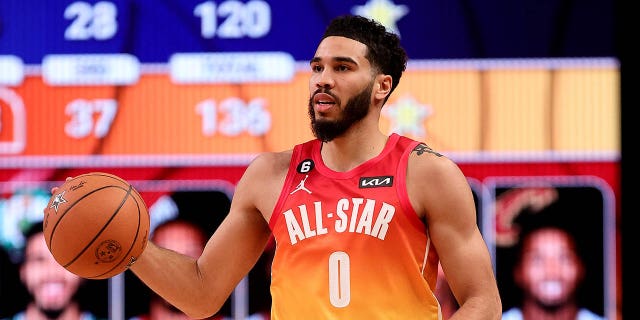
[374,74,392,101]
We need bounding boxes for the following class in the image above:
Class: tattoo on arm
[413,143,442,157]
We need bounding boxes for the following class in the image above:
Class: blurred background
[0,0,626,319]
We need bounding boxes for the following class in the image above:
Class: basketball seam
[92,188,146,279]
[61,185,132,270]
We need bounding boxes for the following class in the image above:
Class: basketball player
[3,223,101,320]
[53,15,502,319]
[502,226,604,320]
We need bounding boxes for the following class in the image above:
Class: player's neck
[320,127,388,172]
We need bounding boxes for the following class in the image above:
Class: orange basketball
[43,172,150,279]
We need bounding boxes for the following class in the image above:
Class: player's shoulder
[243,149,293,180]
[249,149,293,169]
[407,141,460,176]
[405,140,473,194]
[500,308,523,320]
[577,309,606,320]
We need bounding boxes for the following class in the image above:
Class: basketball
[43,172,150,280]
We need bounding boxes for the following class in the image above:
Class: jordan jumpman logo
[290,174,312,194]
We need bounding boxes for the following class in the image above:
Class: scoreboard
[0,1,621,319]
[0,0,620,163]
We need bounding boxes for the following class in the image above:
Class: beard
[308,80,374,142]
[37,306,64,319]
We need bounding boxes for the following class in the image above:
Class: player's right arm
[129,152,285,319]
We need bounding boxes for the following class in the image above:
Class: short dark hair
[512,199,584,263]
[23,221,44,241]
[322,15,408,101]
[15,221,44,264]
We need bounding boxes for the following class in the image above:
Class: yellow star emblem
[352,0,409,37]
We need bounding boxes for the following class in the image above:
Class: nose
[315,69,335,89]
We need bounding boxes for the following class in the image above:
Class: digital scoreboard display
[0,1,620,319]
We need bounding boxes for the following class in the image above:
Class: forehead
[153,223,204,242]
[314,36,369,62]
[24,233,48,257]
[525,229,573,251]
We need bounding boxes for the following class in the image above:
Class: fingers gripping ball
[43,172,150,279]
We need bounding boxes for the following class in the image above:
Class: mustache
[311,88,339,103]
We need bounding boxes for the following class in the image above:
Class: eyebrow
[310,56,358,65]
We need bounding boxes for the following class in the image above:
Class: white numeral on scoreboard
[194,0,271,39]
[196,97,271,137]
[64,1,118,40]
[328,251,351,308]
[65,99,118,139]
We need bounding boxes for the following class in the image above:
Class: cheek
[522,266,545,282]
[560,265,581,281]
[22,265,47,287]
[309,74,321,89]
[64,274,83,289]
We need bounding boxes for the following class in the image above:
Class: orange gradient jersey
[269,133,442,319]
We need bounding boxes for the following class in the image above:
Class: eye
[311,64,323,72]
[336,64,350,72]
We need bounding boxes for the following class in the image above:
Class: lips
[313,93,335,112]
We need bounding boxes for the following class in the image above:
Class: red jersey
[269,133,442,319]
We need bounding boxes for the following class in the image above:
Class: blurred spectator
[133,218,230,320]
[502,225,604,320]
[1,222,103,320]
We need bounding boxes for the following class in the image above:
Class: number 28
[64,1,118,40]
